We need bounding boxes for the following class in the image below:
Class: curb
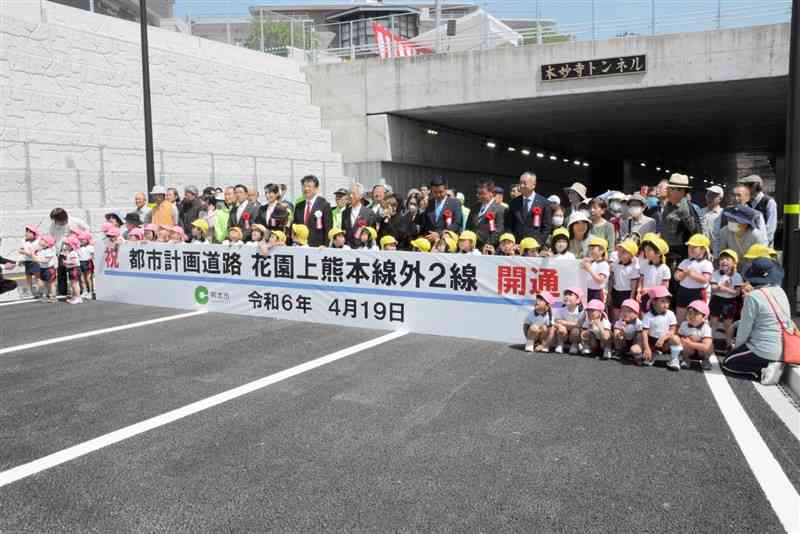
[783,365,800,402]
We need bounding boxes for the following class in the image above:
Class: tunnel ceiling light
[521,149,530,156]
[426,128,439,135]
[549,155,558,161]
[583,162,589,167]
[536,152,545,158]
[486,141,496,149]
[665,169,671,173]
[508,146,516,152]
[640,162,646,167]
[562,158,569,163]
[656,166,661,171]
[573,160,581,166]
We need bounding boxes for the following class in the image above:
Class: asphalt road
[0,300,798,533]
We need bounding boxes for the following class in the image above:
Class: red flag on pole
[372,22,430,59]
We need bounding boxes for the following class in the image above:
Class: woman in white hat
[567,211,592,258]
[564,182,590,219]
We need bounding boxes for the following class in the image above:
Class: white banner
[95,242,588,344]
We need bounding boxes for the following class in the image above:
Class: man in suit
[292,174,333,247]
[228,184,261,241]
[508,172,551,244]
[467,179,506,249]
[421,176,463,241]
[341,182,378,248]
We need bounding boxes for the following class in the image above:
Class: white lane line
[705,356,800,533]
[0,329,408,488]
[0,310,208,356]
[0,299,36,307]
[753,382,800,445]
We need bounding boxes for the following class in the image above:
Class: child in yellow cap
[379,235,398,251]
[223,226,244,247]
[609,240,640,322]
[458,230,481,255]
[410,237,431,253]
[518,237,540,257]
[356,226,379,251]
[328,228,350,249]
[190,219,209,243]
[549,227,575,260]
[709,249,743,351]
[675,234,713,323]
[638,236,670,313]
[291,224,310,247]
[497,233,517,256]
[581,235,609,303]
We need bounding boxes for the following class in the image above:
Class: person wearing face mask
[621,193,656,241]
[550,205,566,231]
[717,205,763,270]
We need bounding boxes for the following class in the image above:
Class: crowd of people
[0,171,795,385]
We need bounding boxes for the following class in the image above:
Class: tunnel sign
[541,54,646,81]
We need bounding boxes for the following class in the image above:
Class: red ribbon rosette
[532,206,542,228]
[242,211,251,229]
[443,208,453,227]
[485,211,496,232]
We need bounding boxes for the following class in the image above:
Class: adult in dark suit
[421,176,463,240]
[340,182,378,248]
[228,184,260,240]
[467,179,506,248]
[508,172,551,244]
[292,175,332,247]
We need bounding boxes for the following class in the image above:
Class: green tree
[521,22,571,45]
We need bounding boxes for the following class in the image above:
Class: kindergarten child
[223,226,245,247]
[580,236,609,302]
[78,231,95,299]
[457,231,481,255]
[190,220,210,243]
[169,226,186,244]
[549,228,576,260]
[612,299,644,363]
[518,237,540,257]
[248,224,269,247]
[356,226,379,251]
[33,234,57,303]
[675,234,713,323]
[144,223,159,242]
[641,286,681,369]
[410,237,431,253]
[291,224,309,247]
[156,225,171,243]
[17,225,41,298]
[580,299,613,359]
[709,249,743,352]
[553,287,584,354]
[379,235,398,251]
[677,300,714,370]
[62,236,83,304]
[103,225,122,269]
[609,240,640,322]
[127,228,144,242]
[329,228,350,249]
[497,234,517,256]
[523,292,556,353]
[637,235,671,313]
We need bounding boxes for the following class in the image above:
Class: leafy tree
[245,18,318,51]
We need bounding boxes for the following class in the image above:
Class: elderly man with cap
[148,185,177,226]
[178,185,205,237]
[737,175,777,246]
[620,193,656,241]
[658,174,701,269]
[717,204,763,266]
[331,187,349,229]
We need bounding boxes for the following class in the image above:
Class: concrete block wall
[0,1,344,258]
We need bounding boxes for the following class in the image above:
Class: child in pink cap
[523,292,556,353]
[103,225,123,269]
[17,224,41,298]
[144,223,159,241]
[33,234,58,303]
[127,228,145,242]
[77,231,95,299]
[641,285,680,369]
[677,300,714,370]
[553,287,584,355]
[168,226,186,244]
[61,236,83,304]
[612,299,644,364]
[580,299,613,359]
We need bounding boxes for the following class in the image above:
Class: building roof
[326,6,420,21]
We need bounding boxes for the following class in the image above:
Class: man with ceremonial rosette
[421,176,463,243]
[508,172,551,245]
[341,182,378,248]
[467,179,506,248]
[228,184,260,241]
[292,174,333,247]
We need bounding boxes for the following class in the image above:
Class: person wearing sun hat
[609,240,640,322]
[518,237,540,257]
[291,224,310,247]
[621,193,656,242]
[581,235,609,303]
[379,235,398,251]
[548,227,575,259]
[411,237,431,252]
[563,182,590,218]
[496,233,517,256]
[723,258,793,385]
[328,227,349,249]
[641,285,681,368]
[612,299,644,363]
[566,211,592,257]
[658,173,701,270]
[580,299,613,359]
[709,249,743,351]
[716,204,762,265]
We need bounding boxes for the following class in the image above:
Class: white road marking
[753,382,800,444]
[0,310,208,356]
[0,299,36,307]
[705,356,800,533]
[0,329,408,488]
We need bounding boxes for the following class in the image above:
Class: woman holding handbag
[723,258,799,385]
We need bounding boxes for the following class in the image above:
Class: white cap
[706,185,724,196]
[547,194,561,205]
